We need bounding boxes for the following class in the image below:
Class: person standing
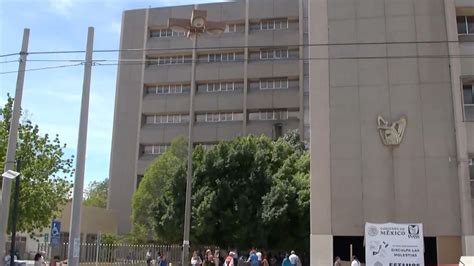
[224,251,234,266]
[146,249,152,266]
[334,256,342,266]
[351,256,360,266]
[203,253,214,266]
[191,251,203,266]
[288,251,300,266]
[160,254,168,266]
[261,254,269,266]
[256,250,262,264]
[281,254,291,266]
[247,250,258,266]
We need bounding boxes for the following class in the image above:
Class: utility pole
[168,10,225,266]
[67,27,94,266]
[0,28,29,260]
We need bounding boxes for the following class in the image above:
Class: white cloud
[48,0,75,16]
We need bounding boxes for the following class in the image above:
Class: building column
[444,0,474,255]
[308,0,333,265]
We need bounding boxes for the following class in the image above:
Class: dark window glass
[467,16,474,34]
[464,85,473,104]
[457,16,467,34]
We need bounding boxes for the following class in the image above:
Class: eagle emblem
[377,115,407,146]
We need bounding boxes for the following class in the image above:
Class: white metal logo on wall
[377,115,407,146]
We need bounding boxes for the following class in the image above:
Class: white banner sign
[365,223,424,266]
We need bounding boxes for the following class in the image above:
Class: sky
[0,0,225,186]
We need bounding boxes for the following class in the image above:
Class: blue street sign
[50,220,61,246]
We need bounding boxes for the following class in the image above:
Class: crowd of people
[188,249,303,266]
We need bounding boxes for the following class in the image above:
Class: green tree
[0,95,74,234]
[83,178,109,208]
[131,133,309,252]
[131,136,187,243]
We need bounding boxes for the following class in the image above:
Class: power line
[8,53,474,63]
[0,60,19,64]
[2,53,474,75]
[0,63,82,75]
[1,39,474,58]
[0,52,19,58]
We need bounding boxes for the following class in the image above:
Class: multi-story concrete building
[108,0,309,236]
[108,0,473,264]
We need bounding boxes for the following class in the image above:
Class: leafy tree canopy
[0,95,74,234]
[83,178,109,208]
[131,133,309,252]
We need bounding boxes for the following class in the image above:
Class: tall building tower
[108,0,309,236]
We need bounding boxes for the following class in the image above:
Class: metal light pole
[1,165,21,266]
[8,161,21,266]
[168,10,225,266]
[67,27,94,266]
[0,28,29,260]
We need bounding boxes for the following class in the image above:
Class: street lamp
[168,9,225,266]
[2,161,21,266]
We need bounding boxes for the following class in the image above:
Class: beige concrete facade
[108,0,307,235]
[308,0,474,264]
[109,0,474,264]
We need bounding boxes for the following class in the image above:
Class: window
[196,112,244,122]
[224,24,237,33]
[143,144,169,155]
[208,53,236,62]
[145,114,189,124]
[457,16,474,35]
[260,49,289,60]
[259,78,289,90]
[146,84,190,95]
[150,29,186,38]
[463,84,474,121]
[251,19,288,31]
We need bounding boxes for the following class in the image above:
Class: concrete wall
[60,202,118,235]
[107,9,147,234]
[326,0,460,237]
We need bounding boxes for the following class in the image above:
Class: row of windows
[147,55,192,65]
[250,19,289,31]
[249,110,299,121]
[197,82,244,92]
[143,144,169,155]
[196,112,244,122]
[463,84,474,122]
[145,114,190,124]
[144,109,299,124]
[260,49,290,60]
[259,78,289,90]
[150,29,186,38]
[208,52,237,62]
[457,16,474,35]
[146,78,297,95]
[148,50,297,66]
[146,84,191,94]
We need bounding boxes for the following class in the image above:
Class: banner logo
[408,225,420,239]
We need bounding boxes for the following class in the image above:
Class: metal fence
[37,243,183,265]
